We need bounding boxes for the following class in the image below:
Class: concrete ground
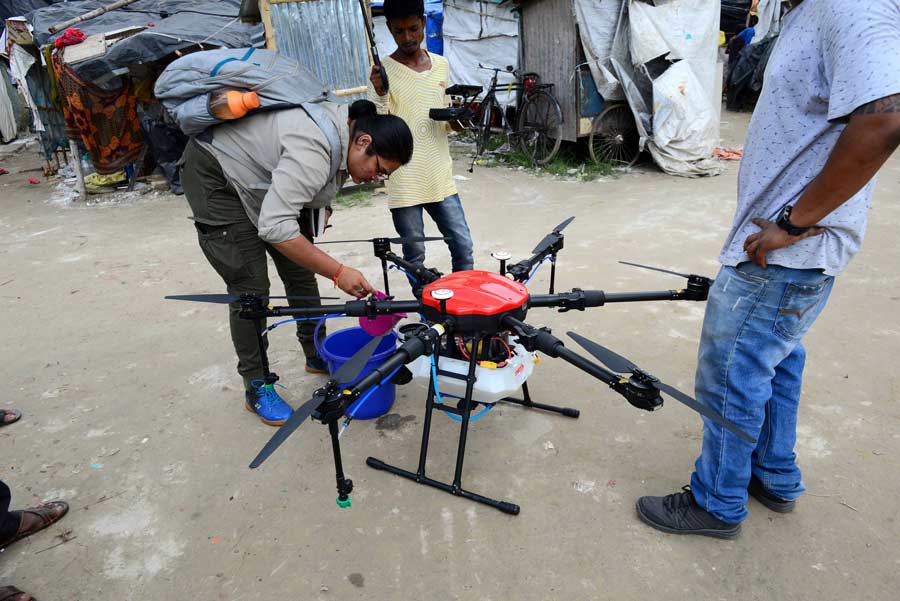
[1,111,898,600]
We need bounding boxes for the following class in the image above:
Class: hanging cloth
[50,48,144,174]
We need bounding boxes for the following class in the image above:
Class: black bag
[140,118,188,194]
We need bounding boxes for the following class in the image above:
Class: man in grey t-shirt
[637,0,900,538]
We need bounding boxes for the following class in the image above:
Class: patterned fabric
[368,53,457,209]
[51,48,144,174]
[720,0,900,276]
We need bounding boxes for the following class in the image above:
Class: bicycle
[432,65,563,172]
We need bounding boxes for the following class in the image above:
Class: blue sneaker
[244,379,293,426]
[305,356,329,375]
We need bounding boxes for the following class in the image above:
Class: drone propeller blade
[567,332,637,374]
[655,381,756,444]
[314,238,377,245]
[619,261,691,279]
[316,236,449,245]
[249,394,323,468]
[165,294,243,304]
[531,216,576,254]
[567,333,756,443]
[332,334,384,384]
[165,294,337,304]
[388,236,450,245]
[553,215,576,235]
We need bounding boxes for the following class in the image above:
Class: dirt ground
[1,111,898,601]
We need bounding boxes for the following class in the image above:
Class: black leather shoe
[636,486,741,539]
[748,474,796,513]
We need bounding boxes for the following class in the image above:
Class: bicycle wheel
[474,98,494,160]
[588,103,641,167]
[516,90,563,166]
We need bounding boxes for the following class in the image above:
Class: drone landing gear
[499,381,580,418]
[366,335,576,516]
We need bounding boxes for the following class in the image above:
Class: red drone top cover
[421,271,529,316]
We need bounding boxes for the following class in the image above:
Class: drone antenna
[619,261,691,279]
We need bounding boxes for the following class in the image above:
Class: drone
[167,218,753,515]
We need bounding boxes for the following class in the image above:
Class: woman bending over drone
[180,99,413,427]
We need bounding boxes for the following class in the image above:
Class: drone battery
[406,342,537,404]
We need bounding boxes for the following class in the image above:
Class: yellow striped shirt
[368,53,457,209]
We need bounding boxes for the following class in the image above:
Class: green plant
[335,189,374,208]
[498,144,616,181]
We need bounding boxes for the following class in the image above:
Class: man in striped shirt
[369,0,474,281]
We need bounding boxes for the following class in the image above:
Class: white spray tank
[400,326,539,404]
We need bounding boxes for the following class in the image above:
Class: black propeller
[249,394,324,469]
[566,332,756,443]
[165,294,337,304]
[248,333,386,469]
[332,334,385,384]
[619,261,692,279]
[532,216,575,255]
[316,236,449,245]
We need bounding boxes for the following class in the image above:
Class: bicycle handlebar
[478,63,518,75]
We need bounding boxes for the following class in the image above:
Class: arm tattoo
[853,94,900,116]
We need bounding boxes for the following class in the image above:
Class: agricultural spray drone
[167,218,753,515]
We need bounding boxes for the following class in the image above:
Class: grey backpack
[154,47,342,179]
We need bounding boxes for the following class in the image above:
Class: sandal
[0,501,69,550]
[0,409,21,427]
[0,586,37,601]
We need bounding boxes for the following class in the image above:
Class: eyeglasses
[375,157,390,180]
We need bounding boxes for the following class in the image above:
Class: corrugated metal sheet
[270,0,369,97]
[519,0,579,141]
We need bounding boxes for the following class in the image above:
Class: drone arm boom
[505,253,548,283]
[256,299,423,319]
[528,285,708,312]
[379,251,443,292]
[529,289,607,310]
[502,317,619,385]
[603,290,686,303]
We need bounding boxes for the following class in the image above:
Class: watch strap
[776,205,812,236]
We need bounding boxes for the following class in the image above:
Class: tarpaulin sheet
[574,0,721,177]
[1,0,59,26]
[25,1,263,81]
[442,0,519,105]
[752,0,782,44]
[0,67,18,142]
[573,0,625,101]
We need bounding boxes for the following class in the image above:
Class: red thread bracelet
[333,263,345,288]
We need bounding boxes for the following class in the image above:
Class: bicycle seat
[445,84,483,97]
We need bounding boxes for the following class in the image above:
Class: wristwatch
[775,205,812,236]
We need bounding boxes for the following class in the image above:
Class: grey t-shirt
[719,0,900,276]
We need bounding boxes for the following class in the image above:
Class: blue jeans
[690,262,834,524]
[390,194,474,273]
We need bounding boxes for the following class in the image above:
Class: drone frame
[168,218,749,514]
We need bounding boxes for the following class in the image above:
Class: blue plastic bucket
[319,327,398,420]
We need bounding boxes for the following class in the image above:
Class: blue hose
[430,354,492,422]
[524,256,553,284]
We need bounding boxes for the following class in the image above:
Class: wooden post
[48,0,142,34]
[333,86,368,97]
[69,139,87,199]
[258,0,277,50]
